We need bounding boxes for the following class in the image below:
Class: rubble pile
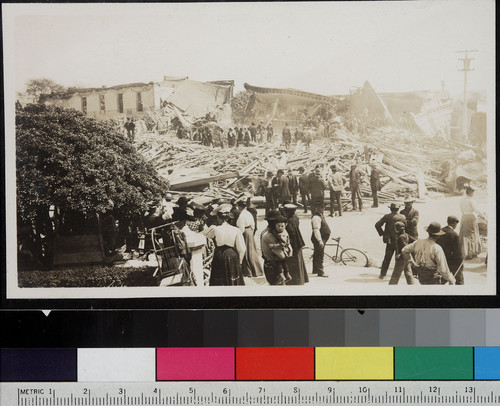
[134,122,487,207]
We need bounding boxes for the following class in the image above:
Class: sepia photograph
[3,1,496,299]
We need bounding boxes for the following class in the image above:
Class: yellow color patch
[315,347,394,380]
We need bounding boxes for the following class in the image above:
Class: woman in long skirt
[206,204,246,286]
[235,199,264,277]
[283,204,309,285]
[459,186,484,259]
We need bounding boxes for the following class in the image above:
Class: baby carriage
[150,222,195,286]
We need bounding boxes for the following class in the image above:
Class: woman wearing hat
[459,186,484,259]
[205,204,246,286]
[260,210,292,285]
[283,204,309,285]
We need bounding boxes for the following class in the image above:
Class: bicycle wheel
[324,243,343,264]
[340,248,369,267]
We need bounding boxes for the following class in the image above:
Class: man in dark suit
[288,169,299,204]
[370,163,382,208]
[249,122,257,142]
[298,167,310,213]
[375,202,406,279]
[400,196,419,241]
[437,216,464,285]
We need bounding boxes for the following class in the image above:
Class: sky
[4,1,495,97]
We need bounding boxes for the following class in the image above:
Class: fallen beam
[169,171,240,190]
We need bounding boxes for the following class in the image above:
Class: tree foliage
[230,90,255,124]
[16,104,168,224]
[24,78,66,103]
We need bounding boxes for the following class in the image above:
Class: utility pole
[456,50,477,143]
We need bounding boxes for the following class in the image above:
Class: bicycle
[306,236,369,267]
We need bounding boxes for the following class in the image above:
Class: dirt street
[251,194,488,286]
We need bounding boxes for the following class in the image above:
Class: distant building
[41,76,234,120]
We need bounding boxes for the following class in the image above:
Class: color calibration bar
[1,347,499,382]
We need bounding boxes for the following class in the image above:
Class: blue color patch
[474,347,500,380]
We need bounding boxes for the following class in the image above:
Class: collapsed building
[42,76,234,121]
[40,75,487,197]
[238,82,342,130]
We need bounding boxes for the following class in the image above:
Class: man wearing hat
[249,122,257,143]
[400,196,419,241]
[369,163,382,208]
[298,167,311,213]
[311,201,331,277]
[288,168,299,205]
[402,222,456,285]
[349,164,364,212]
[271,170,285,206]
[388,221,415,285]
[282,123,292,150]
[328,164,344,217]
[437,216,464,285]
[175,196,190,211]
[309,167,326,213]
[375,202,407,279]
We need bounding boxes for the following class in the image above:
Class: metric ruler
[2,381,499,406]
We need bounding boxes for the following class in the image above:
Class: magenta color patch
[156,348,235,381]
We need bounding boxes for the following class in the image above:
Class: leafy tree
[16,104,168,226]
[24,78,66,103]
[230,90,255,124]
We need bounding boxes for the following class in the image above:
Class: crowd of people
[174,121,318,150]
[373,185,486,285]
[134,173,486,288]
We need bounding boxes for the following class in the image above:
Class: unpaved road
[251,194,489,286]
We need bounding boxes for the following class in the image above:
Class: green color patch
[395,347,473,380]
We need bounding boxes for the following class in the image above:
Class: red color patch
[236,347,314,380]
